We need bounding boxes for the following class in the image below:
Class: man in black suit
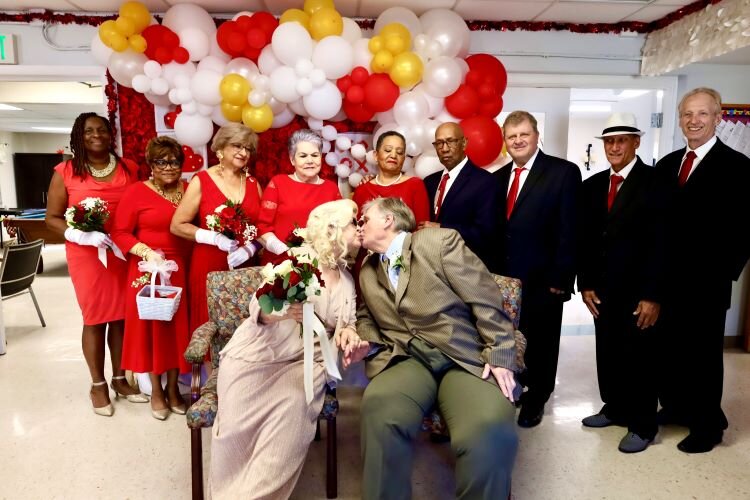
[656,87,750,453]
[493,110,581,427]
[578,113,665,453]
[421,122,501,272]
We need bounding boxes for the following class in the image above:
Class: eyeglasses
[432,138,462,149]
[229,143,253,153]
[151,159,181,170]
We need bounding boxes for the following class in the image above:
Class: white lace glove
[64,227,112,249]
[227,244,256,268]
[263,233,290,255]
[195,228,238,253]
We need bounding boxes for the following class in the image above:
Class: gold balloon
[220,74,251,107]
[115,16,136,37]
[109,33,129,52]
[380,23,411,48]
[128,34,147,53]
[303,0,335,16]
[384,34,408,55]
[99,20,119,42]
[371,49,394,73]
[368,36,383,54]
[389,52,423,88]
[221,101,243,122]
[280,8,310,31]
[242,104,273,133]
[119,1,151,33]
[309,7,343,40]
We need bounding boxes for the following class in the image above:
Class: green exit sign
[0,34,18,64]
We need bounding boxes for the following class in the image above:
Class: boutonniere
[392,255,405,272]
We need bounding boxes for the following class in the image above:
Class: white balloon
[303,81,342,120]
[211,105,230,126]
[179,28,210,61]
[375,7,422,39]
[414,34,429,52]
[174,113,214,148]
[232,11,253,21]
[414,153,444,179]
[107,50,148,88]
[341,18,362,43]
[312,36,354,80]
[288,98,309,117]
[335,136,352,151]
[197,55,226,74]
[209,36,231,61]
[348,172,363,188]
[174,74,190,89]
[269,66,301,103]
[420,9,470,58]
[258,45,283,75]
[393,91,430,126]
[144,92,171,107]
[335,163,351,178]
[330,109,347,122]
[295,59,314,77]
[455,58,470,77]
[182,101,197,115]
[402,156,415,175]
[352,38,373,70]
[434,108,459,124]
[224,57,259,80]
[161,61,197,87]
[267,96,287,114]
[271,107,296,128]
[322,141,332,153]
[307,118,324,131]
[374,109,395,125]
[296,78,313,96]
[254,74,270,90]
[177,87,192,103]
[366,150,378,166]
[406,140,422,157]
[132,74,151,93]
[191,70,223,106]
[151,78,169,95]
[90,34,113,66]
[325,152,340,166]
[248,90,267,107]
[420,119,441,149]
[143,60,162,79]
[422,56,462,97]
[272,22,313,67]
[413,84,444,117]
[350,144,367,160]
[372,122,400,148]
[197,103,214,116]
[163,4,216,38]
[321,125,338,141]
[309,69,327,87]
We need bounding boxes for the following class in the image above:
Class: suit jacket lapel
[439,163,471,218]
[609,159,644,216]
[394,233,412,307]
[511,151,546,216]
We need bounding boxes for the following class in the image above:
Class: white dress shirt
[381,231,407,291]
[681,135,717,181]
[506,148,540,197]
[434,156,469,209]
[609,156,637,193]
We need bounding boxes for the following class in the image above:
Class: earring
[217,152,223,160]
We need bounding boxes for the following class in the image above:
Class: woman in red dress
[352,131,430,223]
[170,123,262,335]
[112,137,192,420]
[46,112,148,416]
[257,129,341,264]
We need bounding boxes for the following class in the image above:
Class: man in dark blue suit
[421,122,501,272]
[493,111,581,427]
[656,87,750,453]
[578,113,665,453]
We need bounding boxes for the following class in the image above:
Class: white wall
[502,87,571,159]
[13,132,69,154]
[0,130,16,208]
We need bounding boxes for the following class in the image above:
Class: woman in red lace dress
[352,131,430,224]
[112,136,192,420]
[45,112,147,416]
[171,123,262,335]
[256,129,341,265]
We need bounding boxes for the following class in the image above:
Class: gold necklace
[218,167,245,203]
[152,181,183,206]
[88,154,117,178]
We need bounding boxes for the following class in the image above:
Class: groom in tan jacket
[354,197,519,500]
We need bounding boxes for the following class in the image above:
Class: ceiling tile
[358,0,454,18]
[534,2,645,23]
[69,0,169,12]
[455,0,552,21]
[0,0,79,10]
[623,5,682,22]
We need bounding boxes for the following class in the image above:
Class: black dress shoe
[677,432,722,453]
[517,403,544,428]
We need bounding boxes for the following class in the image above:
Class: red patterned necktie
[678,151,697,187]
[607,174,624,212]
[506,167,526,219]
[434,173,450,219]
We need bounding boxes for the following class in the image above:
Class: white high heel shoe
[90,381,114,417]
[111,375,149,403]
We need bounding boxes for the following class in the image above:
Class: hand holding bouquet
[255,246,324,316]
[63,197,124,266]
[205,200,258,247]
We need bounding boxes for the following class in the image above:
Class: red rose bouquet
[255,246,325,315]
[205,199,257,246]
[64,197,109,232]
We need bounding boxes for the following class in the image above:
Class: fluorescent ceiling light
[569,103,612,113]
[0,103,23,111]
[617,89,651,99]
[32,126,72,132]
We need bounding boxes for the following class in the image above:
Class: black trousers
[657,298,728,437]
[517,288,564,407]
[594,296,657,439]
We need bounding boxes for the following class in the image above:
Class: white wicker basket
[136,272,182,321]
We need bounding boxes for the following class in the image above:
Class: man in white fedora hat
[578,112,666,453]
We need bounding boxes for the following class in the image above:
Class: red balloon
[216,23,236,55]
[477,83,496,99]
[465,69,482,88]
[246,29,266,50]
[164,112,177,129]
[363,74,399,113]
[173,47,190,64]
[193,154,204,168]
[235,16,252,31]
[478,96,503,118]
[182,145,194,156]
[351,66,369,86]
[466,54,508,95]
[346,86,364,105]
[154,46,172,64]
[244,46,262,61]
[445,84,480,119]
[227,31,246,53]
[251,11,279,38]
[460,116,503,167]
[343,101,375,123]
[337,75,352,93]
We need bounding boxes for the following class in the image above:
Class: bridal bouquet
[64,197,109,232]
[285,225,307,248]
[256,246,324,315]
[205,199,257,246]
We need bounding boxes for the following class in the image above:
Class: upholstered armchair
[183,267,339,500]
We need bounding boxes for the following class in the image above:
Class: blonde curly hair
[305,199,358,269]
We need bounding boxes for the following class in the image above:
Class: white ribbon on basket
[302,301,341,404]
[137,257,179,287]
[98,242,125,268]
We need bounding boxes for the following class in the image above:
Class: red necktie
[434,173,450,219]
[607,174,624,212]
[506,167,526,219]
[678,151,697,187]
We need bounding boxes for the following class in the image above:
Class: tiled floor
[1,246,749,499]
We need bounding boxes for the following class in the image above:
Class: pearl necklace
[88,154,117,178]
[375,173,403,186]
[152,181,183,206]
[293,171,321,184]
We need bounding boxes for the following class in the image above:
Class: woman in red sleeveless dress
[112,137,193,420]
[45,112,148,416]
[171,123,262,335]
[256,129,341,265]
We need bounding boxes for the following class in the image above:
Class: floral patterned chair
[184,267,340,500]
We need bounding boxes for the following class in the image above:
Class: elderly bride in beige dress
[210,199,369,499]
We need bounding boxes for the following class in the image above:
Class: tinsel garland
[0,0,722,35]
